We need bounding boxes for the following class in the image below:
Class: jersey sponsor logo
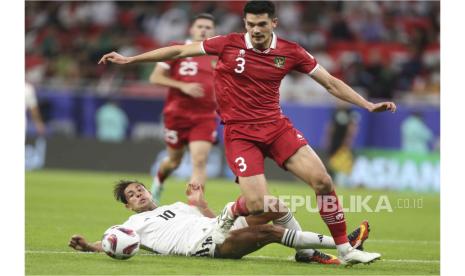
[274,56,286,68]
[238,49,245,57]
[211,59,217,69]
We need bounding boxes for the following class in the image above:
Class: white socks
[281,229,336,249]
[273,211,315,255]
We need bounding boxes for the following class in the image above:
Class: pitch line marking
[369,239,439,244]
[246,255,439,264]
[25,250,439,264]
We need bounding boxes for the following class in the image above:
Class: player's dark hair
[191,13,216,26]
[243,1,276,18]
[113,180,146,204]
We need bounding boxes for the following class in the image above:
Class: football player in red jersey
[99,1,395,265]
[148,14,218,204]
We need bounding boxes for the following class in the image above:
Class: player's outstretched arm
[186,182,216,218]
[311,66,397,113]
[98,42,206,65]
[149,65,204,98]
[68,234,103,253]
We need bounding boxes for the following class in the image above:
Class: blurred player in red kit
[99,1,396,265]
[149,13,218,204]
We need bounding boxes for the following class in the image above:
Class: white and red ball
[101,225,140,260]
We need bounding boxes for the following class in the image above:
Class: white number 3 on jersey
[234,57,245,73]
[234,157,247,172]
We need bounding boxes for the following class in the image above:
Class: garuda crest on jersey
[274,56,286,68]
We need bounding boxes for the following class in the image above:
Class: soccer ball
[101,225,140,260]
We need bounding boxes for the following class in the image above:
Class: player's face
[244,13,278,50]
[190,18,215,41]
[124,183,157,213]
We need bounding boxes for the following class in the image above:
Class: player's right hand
[181,83,204,98]
[68,234,90,252]
[98,51,131,65]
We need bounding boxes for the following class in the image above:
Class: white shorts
[231,216,249,231]
[190,216,249,258]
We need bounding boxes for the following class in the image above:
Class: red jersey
[159,41,218,122]
[201,33,319,124]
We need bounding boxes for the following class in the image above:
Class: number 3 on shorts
[234,156,247,172]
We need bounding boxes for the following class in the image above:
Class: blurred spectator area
[30,87,439,151]
[25,1,439,103]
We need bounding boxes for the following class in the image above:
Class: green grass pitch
[26,169,439,275]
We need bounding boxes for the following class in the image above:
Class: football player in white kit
[69,180,370,264]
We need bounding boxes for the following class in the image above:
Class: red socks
[317,190,348,245]
[231,196,249,217]
[157,171,167,185]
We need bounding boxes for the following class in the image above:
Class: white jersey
[121,202,216,256]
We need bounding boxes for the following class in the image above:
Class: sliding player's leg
[216,223,368,263]
[239,210,370,264]
[215,224,281,259]
[231,196,319,261]
[217,220,341,264]
[243,214,370,251]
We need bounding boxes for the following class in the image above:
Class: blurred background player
[324,101,359,180]
[149,13,218,204]
[98,1,396,265]
[25,82,45,136]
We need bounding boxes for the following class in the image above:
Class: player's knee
[191,153,208,168]
[168,158,182,169]
[313,173,333,194]
[256,224,283,242]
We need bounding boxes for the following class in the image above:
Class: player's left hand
[69,235,91,252]
[367,101,397,113]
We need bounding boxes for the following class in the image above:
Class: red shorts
[224,117,308,177]
[164,116,218,149]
